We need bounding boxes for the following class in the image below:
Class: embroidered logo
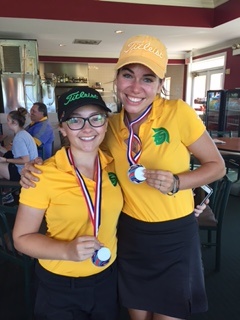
[108,172,118,186]
[64,91,99,106]
[124,40,164,59]
[152,128,169,145]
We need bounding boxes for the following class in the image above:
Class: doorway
[192,68,224,123]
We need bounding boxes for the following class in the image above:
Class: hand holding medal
[68,149,111,267]
[126,105,152,184]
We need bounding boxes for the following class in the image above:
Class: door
[192,68,224,123]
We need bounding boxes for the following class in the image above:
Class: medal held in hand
[126,105,152,184]
[91,247,111,267]
[128,164,146,184]
[67,149,111,267]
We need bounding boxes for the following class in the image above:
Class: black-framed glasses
[65,113,107,130]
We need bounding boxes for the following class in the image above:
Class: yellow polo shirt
[102,96,205,222]
[19,147,123,277]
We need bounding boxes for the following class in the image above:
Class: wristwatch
[167,175,180,196]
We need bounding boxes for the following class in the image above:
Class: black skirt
[117,212,208,319]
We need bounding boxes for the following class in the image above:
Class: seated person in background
[25,102,54,160]
[0,108,38,203]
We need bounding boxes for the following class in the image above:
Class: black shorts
[34,260,119,320]
[8,163,20,181]
[117,212,208,319]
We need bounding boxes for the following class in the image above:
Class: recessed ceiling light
[115,30,124,34]
[59,44,66,47]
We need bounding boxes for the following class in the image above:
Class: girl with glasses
[13,87,123,320]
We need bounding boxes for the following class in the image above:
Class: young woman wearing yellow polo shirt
[19,35,225,320]
[101,35,225,320]
[13,87,123,320]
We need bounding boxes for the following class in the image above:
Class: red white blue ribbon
[126,104,152,166]
[67,148,102,237]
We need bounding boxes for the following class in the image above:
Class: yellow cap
[115,35,168,79]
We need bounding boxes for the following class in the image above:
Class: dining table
[213,137,240,153]
[213,137,240,188]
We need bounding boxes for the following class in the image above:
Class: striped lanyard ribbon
[67,148,102,237]
[126,104,152,166]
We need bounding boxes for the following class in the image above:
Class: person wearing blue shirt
[25,102,54,160]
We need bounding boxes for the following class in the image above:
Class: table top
[214,137,240,153]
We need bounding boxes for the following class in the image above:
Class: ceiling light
[115,30,124,34]
[59,44,66,47]
[232,43,240,50]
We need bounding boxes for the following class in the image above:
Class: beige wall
[88,63,115,92]
[166,65,185,100]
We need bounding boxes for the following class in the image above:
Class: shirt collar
[55,147,114,173]
[29,116,48,126]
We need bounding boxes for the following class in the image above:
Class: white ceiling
[0,0,239,60]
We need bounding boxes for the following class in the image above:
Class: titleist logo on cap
[123,40,164,58]
[64,91,99,106]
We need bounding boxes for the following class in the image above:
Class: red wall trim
[214,0,240,26]
[1,1,214,28]
[39,56,118,63]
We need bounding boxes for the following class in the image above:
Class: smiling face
[59,105,108,154]
[116,63,163,120]
[30,104,44,122]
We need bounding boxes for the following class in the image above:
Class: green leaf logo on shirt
[152,128,169,145]
[108,172,118,186]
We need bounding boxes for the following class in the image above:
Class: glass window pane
[209,73,223,90]
[192,55,225,72]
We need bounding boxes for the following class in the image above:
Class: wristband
[167,175,180,196]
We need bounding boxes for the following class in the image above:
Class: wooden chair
[196,175,232,272]
[0,205,35,319]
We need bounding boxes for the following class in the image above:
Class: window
[190,53,226,122]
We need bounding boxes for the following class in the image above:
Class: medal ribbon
[67,148,102,237]
[126,104,152,166]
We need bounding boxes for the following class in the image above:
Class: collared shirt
[101,96,206,222]
[25,117,54,159]
[19,147,123,277]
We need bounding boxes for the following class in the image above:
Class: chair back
[211,175,232,226]
[0,205,35,316]
[37,141,54,160]
[198,176,232,227]
[197,175,232,272]
[0,206,18,257]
